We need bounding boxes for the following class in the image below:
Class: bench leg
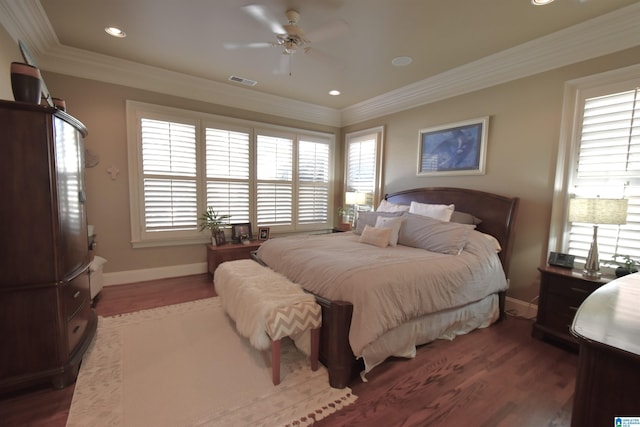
[271,339,281,385]
[310,327,320,371]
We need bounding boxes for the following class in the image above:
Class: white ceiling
[1,0,640,126]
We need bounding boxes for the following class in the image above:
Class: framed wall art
[417,117,489,176]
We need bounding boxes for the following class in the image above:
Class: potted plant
[608,254,639,278]
[199,207,231,246]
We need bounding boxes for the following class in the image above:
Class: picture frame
[417,117,489,176]
[231,223,252,242]
[258,226,270,241]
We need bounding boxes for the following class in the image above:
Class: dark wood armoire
[0,100,97,392]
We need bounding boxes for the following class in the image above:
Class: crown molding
[1,1,639,128]
[341,2,640,125]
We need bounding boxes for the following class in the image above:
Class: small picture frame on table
[258,227,270,241]
[231,223,252,243]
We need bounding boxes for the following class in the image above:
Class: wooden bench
[214,259,322,385]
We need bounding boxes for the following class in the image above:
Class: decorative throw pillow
[376,199,410,213]
[359,225,392,248]
[408,201,455,222]
[398,212,475,255]
[375,215,403,247]
[354,211,404,235]
[450,210,483,225]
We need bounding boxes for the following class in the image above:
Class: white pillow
[359,225,392,248]
[375,216,404,247]
[409,201,455,222]
[376,199,410,213]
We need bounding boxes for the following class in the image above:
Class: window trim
[126,101,335,248]
[548,64,640,269]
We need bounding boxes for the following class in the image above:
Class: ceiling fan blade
[305,20,349,43]
[242,5,286,35]
[223,41,275,50]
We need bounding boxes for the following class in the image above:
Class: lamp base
[582,269,602,279]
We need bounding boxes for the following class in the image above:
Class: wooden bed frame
[257,187,519,388]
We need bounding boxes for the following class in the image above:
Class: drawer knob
[73,291,81,299]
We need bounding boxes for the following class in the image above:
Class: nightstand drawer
[544,294,580,335]
[546,275,600,300]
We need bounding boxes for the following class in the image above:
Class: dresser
[0,101,97,392]
[207,241,263,277]
[532,265,611,348]
[570,273,640,427]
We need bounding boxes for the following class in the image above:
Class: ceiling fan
[224,5,347,75]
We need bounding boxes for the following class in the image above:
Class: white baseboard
[505,296,538,320]
[103,262,208,286]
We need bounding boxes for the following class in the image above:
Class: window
[551,65,640,271]
[127,101,334,247]
[344,126,384,211]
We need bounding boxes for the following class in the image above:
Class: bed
[253,187,519,388]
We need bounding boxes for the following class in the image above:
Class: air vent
[228,75,257,86]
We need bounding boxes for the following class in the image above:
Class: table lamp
[345,191,367,227]
[568,197,628,277]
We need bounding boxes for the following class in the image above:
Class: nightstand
[532,265,613,349]
[207,241,262,277]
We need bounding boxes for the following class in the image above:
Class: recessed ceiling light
[392,56,413,67]
[105,27,126,38]
[329,90,341,96]
[531,0,555,5]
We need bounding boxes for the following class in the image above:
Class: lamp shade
[345,191,366,205]
[568,198,628,225]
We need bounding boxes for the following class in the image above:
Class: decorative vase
[10,62,41,104]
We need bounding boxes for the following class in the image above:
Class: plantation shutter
[141,118,197,231]
[568,88,640,263]
[257,134,293,225]
[346,135,377,210]
[205,127,251,223]
[298,139,330,224]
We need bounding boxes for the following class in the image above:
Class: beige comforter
[256,230,508,357]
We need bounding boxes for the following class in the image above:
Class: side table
[532,265,612,349]
[207,241,262,278]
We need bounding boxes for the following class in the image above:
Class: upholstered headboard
[385,187,519,276]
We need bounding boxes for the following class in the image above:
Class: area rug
[66,297,356,427]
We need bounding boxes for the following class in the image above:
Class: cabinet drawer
[67,299,90,354]
[63,269,90,319]
[545,275,600,300]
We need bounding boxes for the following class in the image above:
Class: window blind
[141,118,197,231]
[298,139,330,224]
[346,135,377,210]
[257,134,293,225]
[205,127,250,223]
[569,88,640,263]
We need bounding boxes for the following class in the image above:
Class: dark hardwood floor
[0,274,577,427]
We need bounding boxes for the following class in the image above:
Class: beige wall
[344,46,640,302]
[2,23,639,301]
[0,25,23,100]
[40,72,339,275]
